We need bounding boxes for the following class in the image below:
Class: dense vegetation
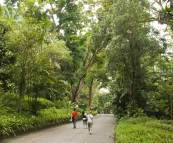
[0,91,83,136]
[0,0,173,142]
[115,117,173,143]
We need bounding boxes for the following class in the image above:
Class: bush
[0,114,41,136]
[0,92,18,111]
[115,116,173,143]
[38,108,72,123]
[37,98,55,109]
[54,100,66,109]
[0,107,83,136]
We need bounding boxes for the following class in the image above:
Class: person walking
[71,108,78,129]
[86,111,93,134]
[82,111,87,129]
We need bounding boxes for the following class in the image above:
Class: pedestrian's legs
[72,120,74,128]
[83,120,85,128]
[88,122,90,132]
[83,120,87,128]
[73,120,76,128]
[88,122,92,134]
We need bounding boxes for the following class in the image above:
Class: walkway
[1,114,116,143]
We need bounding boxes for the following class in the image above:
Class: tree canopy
[0,0,173,119]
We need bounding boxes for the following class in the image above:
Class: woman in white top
[86,111,93,134]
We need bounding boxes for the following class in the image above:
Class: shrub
[0,92,18,111]
[0,108,83,136]
[115,116,173,143]
[54,100,66,109]
[37,98,55,109]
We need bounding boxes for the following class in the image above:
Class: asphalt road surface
[1,114,116,143]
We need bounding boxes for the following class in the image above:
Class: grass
[115,116,173,143]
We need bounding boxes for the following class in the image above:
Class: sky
[0,0,4,5]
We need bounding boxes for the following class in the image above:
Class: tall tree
[107,0,167,116]
[0,17,15,92]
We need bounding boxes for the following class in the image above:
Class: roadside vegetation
[0,91,86,136]
[108,0,173,142]
[0,91,96,136]
[115,117,173,143]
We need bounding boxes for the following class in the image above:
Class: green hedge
[0,92,86,136]
[0,107,83,136]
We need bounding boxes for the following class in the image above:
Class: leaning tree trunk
[71,47,98,103]
[72,77,84,103]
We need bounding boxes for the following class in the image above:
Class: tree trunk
[170,94,172,119]
[170,0,173,9]
[71,46,98,103]
[131,44,136,115]
[71,84,75,102]
[89,79,94,108]
[18,73,25,113]
[72,77,84,103]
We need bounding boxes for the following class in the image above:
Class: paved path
[1,114,116,143]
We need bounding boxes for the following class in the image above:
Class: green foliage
[0,114,41,136]
[75,107,83,116]
[98,93,113,113]
[38,108,72,123]
[54,100,66,109]
[0,92,18,111]
[22,97,56,115]
[108,0,167,117]
[0,107,83,136]
[0,89,85,136]
[38,107,83,123]
[37,98,55,109]
[146,120,173,132]
[115,117,173,143]
[0,92,60,115]
[0,19,15,92]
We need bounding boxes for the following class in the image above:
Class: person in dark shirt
[82,111,87,129]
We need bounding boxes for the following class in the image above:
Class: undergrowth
[115,116,173,143]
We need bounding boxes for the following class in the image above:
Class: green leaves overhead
[0,0,172,119]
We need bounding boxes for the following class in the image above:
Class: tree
[0,18,14,92]
[5,21,45,113]
[107,0,167,117]
[153,0,173,30]
[84,50,108,107]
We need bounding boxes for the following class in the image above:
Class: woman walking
[86,111,93,134]
[82,111,87,129]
